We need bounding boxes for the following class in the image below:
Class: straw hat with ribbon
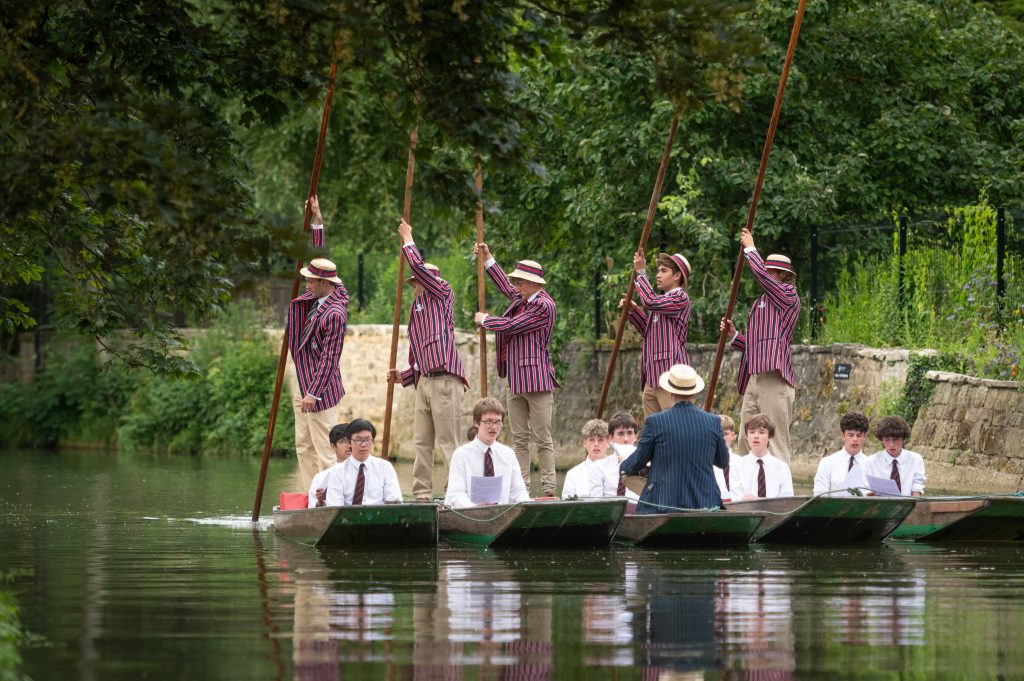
[407,263,440,283]
[658,364,705,396]
[764,254,794,274]
[300,258,343,285]
[507,260,546,285]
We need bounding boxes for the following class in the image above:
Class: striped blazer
[627,273,691,388]
[620,400,729,513]
[287,285,349,412]
[398,243,467,387]
[481,262,557,394]
[731,249,800,395]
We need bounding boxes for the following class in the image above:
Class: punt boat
[438,498,627,548]
[888,495,1024,542]
[273,503,439,547]
[613,510,765,547]
[726,495,916,544]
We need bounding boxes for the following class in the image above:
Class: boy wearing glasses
[324,419,403,506]
[444,398,531,509]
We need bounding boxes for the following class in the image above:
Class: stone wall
[303,327,1022,492]
[910,372,1024,491]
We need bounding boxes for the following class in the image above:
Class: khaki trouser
[411,373,463,499]
[735,371,796,463]
[289,362,339,492]
[507,391,555,496]
[642,385,675,418]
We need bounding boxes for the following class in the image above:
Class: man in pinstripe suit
[720,227,800,462]
[473,242,557,496]
[287,256,349,491]
[388,219,468,501]
[622,248,693,417]
[620,364,729,513]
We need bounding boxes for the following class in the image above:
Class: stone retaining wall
[299,327,1020,492]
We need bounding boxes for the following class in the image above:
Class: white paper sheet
[866,474,902,496]
[470,475,504,505]
[841,466,869,494]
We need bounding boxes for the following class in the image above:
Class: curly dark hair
[874,415,910,441]
[839,412,870,433]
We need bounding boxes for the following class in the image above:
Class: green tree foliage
[2,0,755,376]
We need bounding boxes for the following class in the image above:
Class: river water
[2,449,1023,680]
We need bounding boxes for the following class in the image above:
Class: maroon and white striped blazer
[481,262,557,394]
[731,249,800,394]
[287,285,349,411]
[627,273,691,388]
[398,243,468,387]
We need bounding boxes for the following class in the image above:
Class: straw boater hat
[662,253,692,282]
[300,258,343,285]
[507,260,546,285]
[658,364,705,396]
[764,254,794,274]
[406,263,440,283]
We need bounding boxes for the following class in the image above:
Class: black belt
[424,370,450,378]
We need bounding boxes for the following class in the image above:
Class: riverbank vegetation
[2,0,1023,453]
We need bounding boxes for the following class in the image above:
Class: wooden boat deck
[727,496,916,544]
[439,498,627,548]
[273,503,439,547]
[614,511,764,547]
[910,496,1024,542]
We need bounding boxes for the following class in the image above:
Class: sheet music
[866,474,902,496]
[470,475,504,505]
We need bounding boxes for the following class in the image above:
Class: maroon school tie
[724,466,731,491]
[757,459,767,498]
[352,463,366,505]
[890,459,901,493]
[848,456,856,472]
[484,448,495,477]
[616,475,626,496]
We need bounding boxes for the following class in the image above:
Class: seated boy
[813,412,870,496]
[308,422,350,507]
[732,414,794,499]
[713,414,745,503]
[864,415,926,497]
[324,419,403,506]
[561,419,621,499]
[608,411,639,462]
[444,398,531,509]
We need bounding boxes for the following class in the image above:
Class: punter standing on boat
[473,243,557,496]
[388,218,468,501]
[445,398,531,509]
[620,365,728,513]
[287,196,350,491]
[621,249,693,417]
[719,227,800,462]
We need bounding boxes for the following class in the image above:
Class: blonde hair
[581,419,609,439]
[719,414,736,432]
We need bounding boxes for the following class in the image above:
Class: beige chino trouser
[641,385,675,418]
[735,371,796,463]
[507,390,556,497]
[411,373,463,499]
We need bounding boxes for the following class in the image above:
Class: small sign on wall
[834,363,852,381]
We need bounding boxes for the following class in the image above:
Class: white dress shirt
[561,456,621,499]
[444,438,531,509]
[813,449,869,496]
[307,462,344,507]
[713,451,745,502]
[324,455,403,506]
[864,449,927,496]
[732,452,794,499]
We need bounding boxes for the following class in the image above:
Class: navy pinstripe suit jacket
[620,400,729,513]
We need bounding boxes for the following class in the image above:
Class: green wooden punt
[890,496,1024,542]
[613,511,765,547]
[727,495,916,544]
[272,503,439,547]
[439,498,627,548]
